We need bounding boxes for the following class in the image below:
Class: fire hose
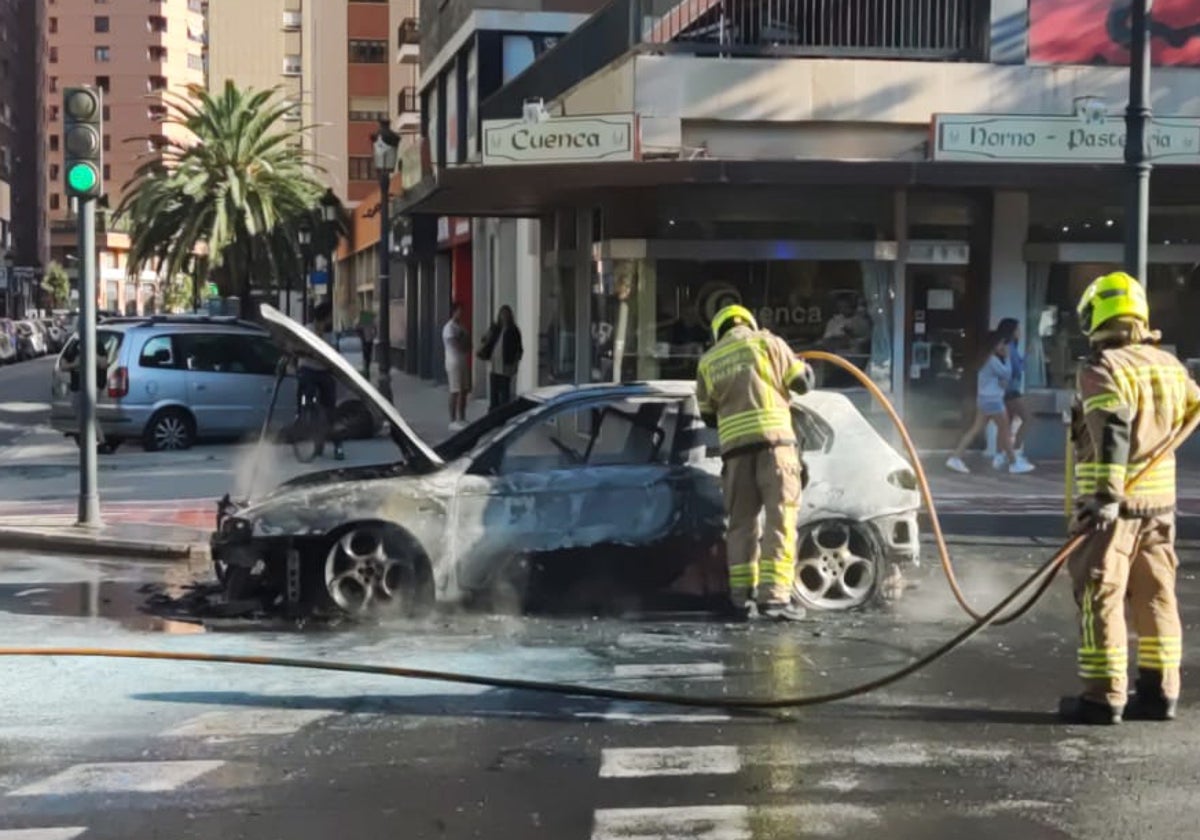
[0,353,1196,712]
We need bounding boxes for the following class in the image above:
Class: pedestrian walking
[695,304,815,623]
[945,331,1034,475]
[478,305,524,410]
[358,312,376,378]
[983,317,1035,471]
[442,302,470,429]
[298,300,344,461]
[1060,272,1200,725]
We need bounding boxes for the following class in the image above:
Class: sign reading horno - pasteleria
[933,114,1200,164]
[483,114,637,165]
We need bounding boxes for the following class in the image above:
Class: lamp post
[3,253,14,318]
[320,188,339,318]
[298,221,312,323]
[373,119,400,403]
[1124,0,1152,281]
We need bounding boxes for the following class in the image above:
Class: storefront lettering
[969,126,1037,149]
[936,114,1200,164]
[756,305,823,327]
[510,128,603,152]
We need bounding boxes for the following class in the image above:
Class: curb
[0,526,209,562]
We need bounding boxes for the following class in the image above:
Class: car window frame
[174,329,274,376]
[137,333,178,370]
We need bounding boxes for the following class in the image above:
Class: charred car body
[212,305,921,618]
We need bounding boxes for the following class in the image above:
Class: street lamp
[320,188,339,318]
[1124,0,1152,282]
[297,219,313,323]
[373,119,400,403]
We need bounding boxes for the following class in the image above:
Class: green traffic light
[67,163,99,194]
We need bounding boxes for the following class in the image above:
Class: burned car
[212,305,921,618]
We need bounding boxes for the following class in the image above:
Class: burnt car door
[451,395,689,594]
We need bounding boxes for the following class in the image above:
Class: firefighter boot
[1059,695,1123,726]
[1126,669,1178,721]
[759,601,807,622]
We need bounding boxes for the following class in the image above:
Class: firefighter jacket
[695,324,811,458]
[1071,342,1200,516]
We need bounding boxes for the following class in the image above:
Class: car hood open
[259,303,444,472]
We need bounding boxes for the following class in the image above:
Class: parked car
[211,305,921,619]
[41,319,66,353]
[0,320,15,364]
[14,320,46,360]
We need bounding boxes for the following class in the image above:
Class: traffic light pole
[1124,0,1152,281]
[77,196,101,527]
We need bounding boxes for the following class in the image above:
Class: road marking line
[8,761,225,797]
[0,830,89,840]
[600,746,741,778]
[613,663,724,680]
[577,702,731,724]
[593,805,749,840]
[162,709,334,739]
[616,633,732,652]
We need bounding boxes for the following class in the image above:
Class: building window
[187,53,204,71]
[349,96,389,123]
[348,156,373,181]
[49,17,57,33]
[282,9,302,29]
[49,46,58,63]
[282,54,301,75]
[50,163,59,179]
[148,75,167,92]
[148,15,167,33]
[50,194,61,211]
[48,105,60,121]
[348,39,387,64]
[148,45,167,61]
[102,105,111,121]
[148,103,167,120]
[49,76,58,93]
[103,164,111,181]
[49,135,59,152]
[95,15,109,32]
[95,46,110,62]
[103,135,111,152]
[96,75,110,93]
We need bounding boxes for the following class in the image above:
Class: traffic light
[63,86,103,199]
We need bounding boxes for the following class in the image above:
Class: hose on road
[0,353,1196,711]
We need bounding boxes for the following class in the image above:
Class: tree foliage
[161,274,196,313]
[41,261,70,308]
[116,82,335,317]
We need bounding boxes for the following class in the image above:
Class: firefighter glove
[1072,496,1120,534]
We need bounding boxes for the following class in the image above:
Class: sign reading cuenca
[482,114,637,166]
[933,113,1200,165]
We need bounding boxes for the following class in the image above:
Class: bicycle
[291,378,328,463]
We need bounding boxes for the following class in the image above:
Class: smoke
[892,543,1051,624]
[230,440,298,501]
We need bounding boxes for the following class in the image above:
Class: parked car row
[0,317,66,364]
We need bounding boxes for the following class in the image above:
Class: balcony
[646,0,988,60]
[396,17,419,64]
[396,86,419,131]
[282,9,302,30]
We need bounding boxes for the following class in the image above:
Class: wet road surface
[1,544,1199,839]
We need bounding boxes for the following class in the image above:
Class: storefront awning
[395,159,1200,218]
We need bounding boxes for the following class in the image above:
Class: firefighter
[1062,272,1200,725]
[696,304,815,622]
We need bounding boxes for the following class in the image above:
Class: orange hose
[798,350,1200,625]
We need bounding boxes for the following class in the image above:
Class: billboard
[1029,0,1200,66]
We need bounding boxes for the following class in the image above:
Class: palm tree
[117,82,326,317]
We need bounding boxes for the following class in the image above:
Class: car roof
[526,380,697,405]
[96,316,267,334]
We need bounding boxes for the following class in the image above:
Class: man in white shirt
[443,302,470,428]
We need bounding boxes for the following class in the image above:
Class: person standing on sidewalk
[946,332,1034,475]
[298,300,344,461]
[442,303,470,430]
[696,304,814,623]
[983,318,1035,472]
[478,305,523,410]
[1060,272,1200,725]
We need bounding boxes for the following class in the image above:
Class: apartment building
[0,0,44,316]
[44,0,207,313]
[394,0,1200,459]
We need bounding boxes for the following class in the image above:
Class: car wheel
[143,408,196,451]
[792,519,883,611]
[321,524,433,619]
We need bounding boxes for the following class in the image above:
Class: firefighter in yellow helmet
[696,304,815,622]
[1061,272,1200,724]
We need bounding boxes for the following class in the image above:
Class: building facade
[0,0,45,316]
[44,0,207,313]
[397,0,1200,458]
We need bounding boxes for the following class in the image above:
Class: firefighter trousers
[721,444,802,605]
[1068,512,1182,708]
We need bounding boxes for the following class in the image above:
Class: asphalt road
[1,545,1199,839]
[0,356,53,447]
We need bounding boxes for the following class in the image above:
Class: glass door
[903,267,975,450]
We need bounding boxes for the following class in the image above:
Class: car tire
[143,407,196,452]
[792,519,885,612]
[317,523,434,620]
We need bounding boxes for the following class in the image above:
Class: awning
[395,158,1200,218]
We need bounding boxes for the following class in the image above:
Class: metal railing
[397,87,418,114]
[397,18,419,47]
[646,0,988,60]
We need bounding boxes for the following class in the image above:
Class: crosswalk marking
[613,663,725,680]
[161,709,334,740]
[592,804,882,839]
[0,830,89,840]
[9,761,225,797]
[577,701,731,724]
[600,746,741,778]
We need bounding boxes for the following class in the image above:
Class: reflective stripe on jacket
[1071,343,1200,514]
[694,325,809,457]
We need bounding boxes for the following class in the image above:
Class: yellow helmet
[711,304,757,340]
[1076,271,1150,336]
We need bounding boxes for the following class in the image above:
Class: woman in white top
[442,302,470,428]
